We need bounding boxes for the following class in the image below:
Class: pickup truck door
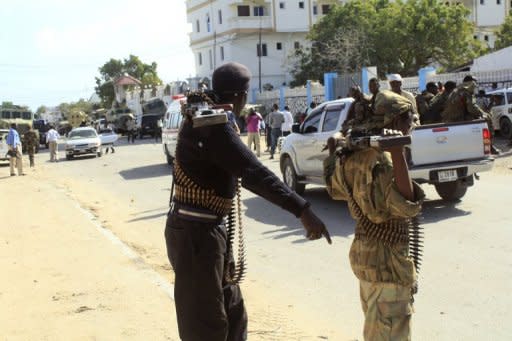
[297,103,347,176]
[294,107,325,174]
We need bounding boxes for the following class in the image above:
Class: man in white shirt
[45,125,60,162]
[388,73,420,125]
[282,105,294,136]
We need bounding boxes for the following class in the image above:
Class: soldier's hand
[300,207,332,244]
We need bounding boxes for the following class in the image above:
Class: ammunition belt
[173,161,233,216]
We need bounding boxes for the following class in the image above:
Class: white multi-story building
[186,0,510,93]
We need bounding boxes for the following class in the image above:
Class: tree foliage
[495,14,512,50]
[290,0,483,84]
[95,55,162,107]
[58,99,93,120]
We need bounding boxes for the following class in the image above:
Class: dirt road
[1,136,511,340]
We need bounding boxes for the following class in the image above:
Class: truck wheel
[282,157,305,195]
[66,155,73,160]
[434,179,468,201]
[97,150,102,157]
[499,117,512,139]
[165,146,174,165]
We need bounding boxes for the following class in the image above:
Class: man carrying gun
[324,89,425,340]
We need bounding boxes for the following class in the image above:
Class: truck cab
[488,87,512,139]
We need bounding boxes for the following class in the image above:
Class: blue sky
[0,0,195,111]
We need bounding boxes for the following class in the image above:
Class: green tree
[36,105,48,115]
[95,55,162,107]
[495,14,512,50]
[290,0,483,84]
[58,99,93,120]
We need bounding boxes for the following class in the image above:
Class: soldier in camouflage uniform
[342,86,372,134]
[415,82,438,123]
[23,128,39,167]
[324,90,425,341]
[423,81,456,124]
[442,75,500,154]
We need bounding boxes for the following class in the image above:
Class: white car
[488,87,512,139]
[0,129,9,162]
[65,127,102,160]
[162,96,186,165]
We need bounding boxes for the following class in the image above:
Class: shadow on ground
[243,187,355,242]
[119,163,170,180]
[420,199,471,224]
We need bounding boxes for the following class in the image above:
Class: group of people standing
[5,123,61,175]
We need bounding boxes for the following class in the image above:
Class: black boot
[491,145,501,155]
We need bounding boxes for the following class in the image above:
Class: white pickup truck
[280,97,495,201]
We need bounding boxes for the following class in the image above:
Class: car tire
[165,146,174,165]
[66,155,73,160]
[434,179,468,201]
[282,157,305,195]
[499,117,512,139]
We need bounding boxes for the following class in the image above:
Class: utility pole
[258,6,262,93]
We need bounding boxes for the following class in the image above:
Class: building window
[196,20,200,33]
[198,52,202,65]
[294,41,300,49]
[480,0,484,4]
[206,14,211,33]
[218,10,223,24]
[322,4,330,14]
[484,35,489,41]
[497,0,501,4]
[313,5,318,14]
[209,50,213,69]
[299,1,304,9]
[220,46,225,61]
[276,42,282,50]
[279,2,285,9]
[254,6,265,16]
[238,5,250,16]
[473,35,478,40]
[257,43,268,57]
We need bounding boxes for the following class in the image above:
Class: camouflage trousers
[359,280,413,341]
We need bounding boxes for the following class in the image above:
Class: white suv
[279,98,353,194]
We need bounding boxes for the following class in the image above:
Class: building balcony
[227,16,272,31]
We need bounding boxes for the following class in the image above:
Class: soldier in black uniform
[164,62,331,341]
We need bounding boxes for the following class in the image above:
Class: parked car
[488,87,512,139]
[33,119,50,148]
[64,127,102,160]
[280,97,494,201]
[139,114,163,139]
[0,129,9,162]
[162,96,186,165]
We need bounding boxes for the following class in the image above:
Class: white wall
[471,46,512,72]
[274,0,310,32]
[475,1,506,27]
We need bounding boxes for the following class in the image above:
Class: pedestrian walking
[23,128,39,167]
[245,108,262,157]
[268,103,284,159]
[6,124,25,176]
[282,105,293,136]
[46,125,60,162]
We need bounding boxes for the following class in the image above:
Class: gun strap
[225,178,247,285]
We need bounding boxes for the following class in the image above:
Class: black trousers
[165,212,248,341]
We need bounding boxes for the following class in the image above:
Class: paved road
[5,135,511,340]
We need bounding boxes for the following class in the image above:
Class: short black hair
[284,105,290,110]
[444,81,457,91]
[426,82,437,91]
[10,123,16,129]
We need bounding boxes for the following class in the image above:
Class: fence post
[279,86,285,111]
[307,80,312,106]
[324,72,338,101]
[251,88,258,104]
[361,66,377,94]
[418,66,436,92]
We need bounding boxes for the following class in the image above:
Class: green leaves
[495,14,512,50]
[290,0,482,84]
[95,55,162,107]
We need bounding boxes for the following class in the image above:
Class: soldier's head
[369,78,380,95]
[444,81,456,94]
[374,90,414,136]
[212,62,251,116]
[349,85,362,100]
[387,74,403,94]
[462,75,477,93]
[426,82,438,95]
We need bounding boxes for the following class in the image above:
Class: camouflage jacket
[442,83,485,122]
[323,148,424,286]
[23,130,39,151]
